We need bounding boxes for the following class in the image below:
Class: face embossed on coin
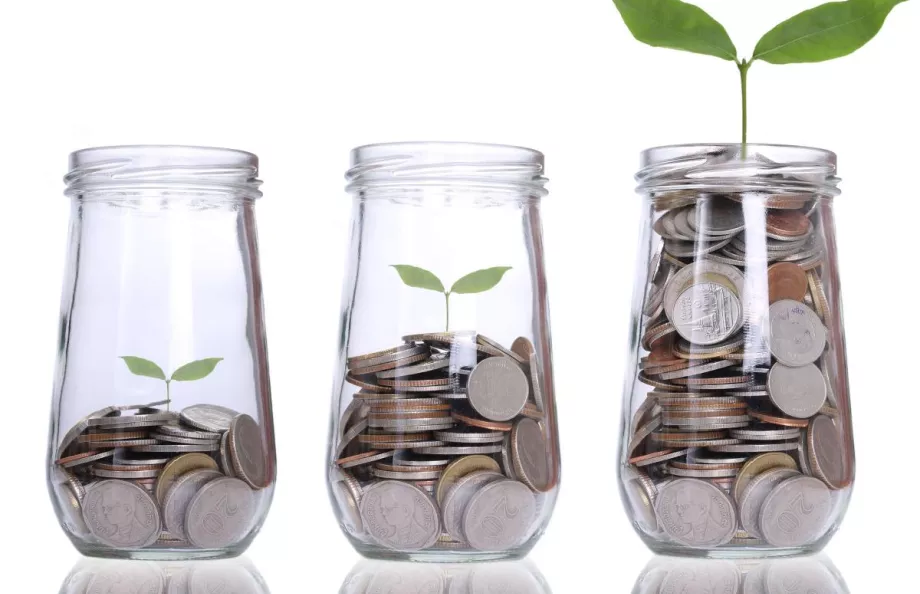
[441,470,504,542]
[767,363,826,419]
[738,468,799,539]
[466,357,530,422]
[360,481,441,551]
[82,480,161,548]
[463,479,536,551]
[185,477,256,549]
[759,476,832,547]
[655,479,737,548]
[229,414,268,489]
[163,468,222,540]
[767,300,827,367]
[180,404,241,433]
[511,418,550,492]
[673,282,743,346]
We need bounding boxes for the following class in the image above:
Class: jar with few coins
[47,146,276,560]
[327,142,561,561]
[618,144,855,557]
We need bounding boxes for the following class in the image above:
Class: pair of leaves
[120,356,223,382]
[612,0,908,64]
[391,265,513,295]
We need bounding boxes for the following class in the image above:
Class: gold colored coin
[731,452,798,501]
[435,454,501,505]
[154,452,219,504]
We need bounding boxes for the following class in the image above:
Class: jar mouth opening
[637,143,840,198]
[346,141,548,198]
[64,145,263,200]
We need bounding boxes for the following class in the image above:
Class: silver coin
[629,417,662,456]
[663,260,746,330]
[528,351,546,413]
[655,479,737,548]
[185,477,256,548]
[150,432,219,446]
[501,433,518,480]
[807,415,847,489]
[467,357,529,421]
[333,480,364,537]
[673,282,743,345]
[664,236,733,259]
[371,468,442,481]
[82,480,161,548]
[434,428,505,444]
[709,442,798,453]
[738,468,799,539]
[349,344,429,372]
[84,563,164,594]
[56,406,119,457]
[375,354,452,379]
[687,451,748,465]
[51,468,91,537]
[463,480,536,551]
[656,359,735,380]
[511,418,550,492]
[162,469,222,540]
[442,470,504,541]
[729,426,801,441]
[672,207,698,239]
[392,454,451,467]
[360,480,440,551]
[767,363,826,419]
[477,335,527,365]
[158,424,222,440]
[219,431,236,477]
[336,418,369,459]
[692,197,745,236]
[229,414,268,489]
[413,445,503,456]
[659,560,741,594]
[92,468,161,479]
[112,451,171,466]
[60,450,116,468]
[767,300,827,367]
[179,404,240,433]
[759,475,832,547]
[666,466,738,479]
[133,443,219,453]
[623,469,659,534]
[88,412,177,428]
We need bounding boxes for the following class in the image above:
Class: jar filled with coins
[327,142,560,561]
[47,146,276,560]
[618,144,855,556]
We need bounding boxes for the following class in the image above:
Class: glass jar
[618,144,855,557]
[60,558,271,594]
[47,146,276,560]
[326,142,560,561]
[633,554,849,593]
[340,559,552,593]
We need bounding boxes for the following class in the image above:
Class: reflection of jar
[618,144,855,556]
[47,146,276,559]
[633,554,849,593]
[340,559,552,594]
[326,142,561,561]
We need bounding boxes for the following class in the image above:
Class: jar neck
[637,144,840,199]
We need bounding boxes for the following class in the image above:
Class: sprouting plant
[391,265,513,332]
[611,0,909,152]
[119,356,223,411]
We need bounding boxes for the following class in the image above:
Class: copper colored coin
[374,462,444,473]
[749,410,810,428]
[767,210,810,237]
[451,411,513,432]
[651,430,728,441]
[57,450,115,468]
[662,409,748,419]
[768,262,808,304]
[628,448,688,467]
[672,375,753,386]
[336,450,396,468]
[345,373,393,393]
[359,432,432,444]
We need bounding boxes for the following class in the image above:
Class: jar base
[353,539,536,563]
[74,543,246,561]
[644,540,825,560]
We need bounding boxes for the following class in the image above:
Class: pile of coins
[332,332,554,553]
[52,403,270,550]
[624,192,851,550]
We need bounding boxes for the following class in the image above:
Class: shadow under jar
[618,144,855,558]
[327,142,560,562]
[47,146,276,560]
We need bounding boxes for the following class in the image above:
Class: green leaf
[171,358,223,381]
[450,267,513,294]
[611,0,737,61]
[390,265,445,293]
[119,356,166,380]
[753,0,908,64]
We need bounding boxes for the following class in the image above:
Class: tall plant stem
[165,380,171,411]
[738,59,751,158]
[444,292,451,332]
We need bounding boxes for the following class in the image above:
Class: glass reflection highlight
[340,559,551,593]
[59,557,270,594]
[633,554,848,593]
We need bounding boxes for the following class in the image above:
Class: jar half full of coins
[618,144,855,557]
[327,142,561,561]
[47,146,276,560]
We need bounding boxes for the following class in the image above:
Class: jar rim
[64,145,263,199]
[346,141,548,198]
[641,143,837,168]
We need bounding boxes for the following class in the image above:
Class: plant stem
[738,59,751,158]
[165,380,171,412]
[444,292,451,332]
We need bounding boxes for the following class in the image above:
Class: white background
[1,0,918,591]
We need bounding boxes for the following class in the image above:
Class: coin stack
[332,332,553,553]
[52,403,270,550]
[624,194,850,550]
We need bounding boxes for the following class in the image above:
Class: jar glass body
[618,144,855,558]
[47,146,276,560]
[327,142,560,562]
